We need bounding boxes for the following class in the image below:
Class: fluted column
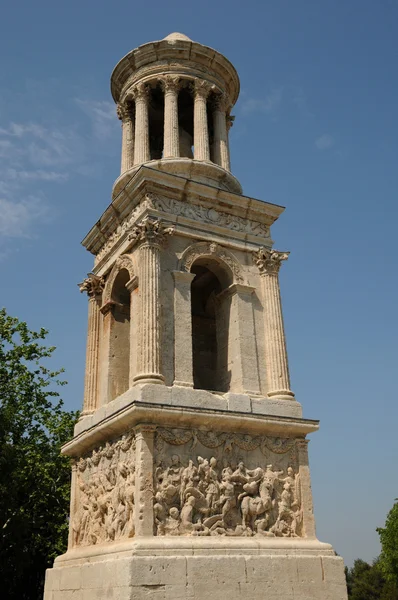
[193,79,212,161]
[213,93,230,171]
[78,274,104,415]
[162,75,180,158]
[226,114,234,171]
[129,217,174,385]
[297,439,317,537]
[117,100,135,174]
[133,83,150,165]
[253,248,295,400]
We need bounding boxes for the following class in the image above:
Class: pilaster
[172,271,196,387]
[297,439,317,538]
[134,424,156,537]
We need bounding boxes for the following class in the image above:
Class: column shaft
[163,77,180,158]
[172,271,196,387]
[68,462,78,549]
[134,425,156,537]
[134,84,150,164]
[261,271,293,398]
[297,439,317,538]
[134,243,164,384]
[82,295,102,413]
[118,103,135,174]
[193,80,211,161]
[213,96,230,170]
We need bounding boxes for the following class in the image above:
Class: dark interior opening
[178,86,194,158]
[109,269,131,401]
[148,84,164,159]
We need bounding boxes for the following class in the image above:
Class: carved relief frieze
[72,431,136,547]
[154,427,302,539]
[152,195,270,238]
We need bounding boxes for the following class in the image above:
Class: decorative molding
[78,273,105,298]
[253,247,289,275]
[180,241,243,283]
[102,254,136,305]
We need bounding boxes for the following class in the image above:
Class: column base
[133,373,165,385]
[268,389,296,401]
[44,538,348,600]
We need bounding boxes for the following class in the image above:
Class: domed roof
[163,32,192,42]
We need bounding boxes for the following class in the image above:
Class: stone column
[134,424,156,536]
[126,275,139,387]
[117,100,135,174]
[228,283,261,395]
[133,82,151,165]
[226,114,235,171]
[253,248,295,400]
[162,75,180,158]
[78,274,104,415]
[172,271,196,387]
[296,439,317,538]
[130,217,174,385]
[193,79,212,161]
[213,93,230,171]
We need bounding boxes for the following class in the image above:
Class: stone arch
[179,241,243,284]
[102,254,136,306]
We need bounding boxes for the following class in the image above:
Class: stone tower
[44,32,348,600]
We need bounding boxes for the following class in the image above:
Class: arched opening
[191,259,232,392]
[178,85,194,158]
[108,269,131,401]
[149,84,164,159]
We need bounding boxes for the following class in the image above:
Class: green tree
[378,500,398,586]
[346,558,398,600]
[0,308,79,600]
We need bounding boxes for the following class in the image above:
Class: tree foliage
[377,500,398,585]
[0,308,79,600]
[346,559,398,599]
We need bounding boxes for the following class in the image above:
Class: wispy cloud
[241,87,283,116]
[315,134,334,150]
[75,99,117,139]
[0,195,48,238]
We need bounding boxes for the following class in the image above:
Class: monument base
[44,537,348,600]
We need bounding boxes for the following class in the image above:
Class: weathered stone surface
[43,29,347,600]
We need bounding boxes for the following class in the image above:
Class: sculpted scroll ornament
[154,427,302,538]
[78,273,105,297]
[72,432,135,547]
[253,247,290,275]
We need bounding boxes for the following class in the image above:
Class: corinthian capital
[78,273,105,297]
[212,92,229,112]
[116,101,134,122]
[132,82,151,102]
[226,114,235,131]
[161,75,180,94]
[253,247,289,275]
[192,78,214,99]
[128,216,174,247]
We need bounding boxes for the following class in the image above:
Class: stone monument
[43,32,348,599]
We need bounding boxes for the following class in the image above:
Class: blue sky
[1,0,397,567]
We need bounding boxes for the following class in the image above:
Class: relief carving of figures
[72,431,135,547]
[153,428,303,538]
